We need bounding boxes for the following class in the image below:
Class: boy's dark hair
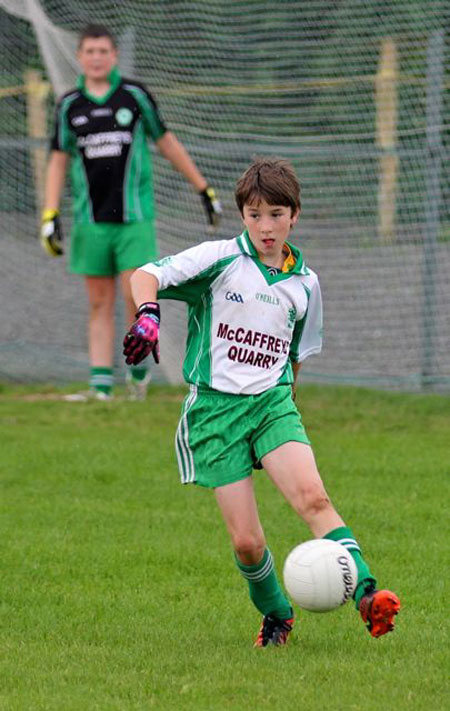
[78,24,117,49]
[235,157,301,215]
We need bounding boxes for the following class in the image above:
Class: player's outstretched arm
[123,271,161,366]
[155,131,222,228]
[130,270,159,308]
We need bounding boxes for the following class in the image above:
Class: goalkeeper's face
[242,199,299,265]
[78,37,118,82]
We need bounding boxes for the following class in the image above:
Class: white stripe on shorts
[175,385,198,484]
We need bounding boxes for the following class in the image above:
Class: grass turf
[0,383,448,711]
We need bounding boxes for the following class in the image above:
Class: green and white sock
[89,367,113,395]
[323,526,376,608]
[235,548,292,620]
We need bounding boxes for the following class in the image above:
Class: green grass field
[0,383,448,711]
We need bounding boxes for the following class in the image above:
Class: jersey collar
[76,65,121,105]
[237,230,309,277]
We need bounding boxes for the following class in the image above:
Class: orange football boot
[359,589,401,637]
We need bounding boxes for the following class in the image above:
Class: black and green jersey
[51,67,167,224]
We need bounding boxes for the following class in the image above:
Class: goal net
[1,0,449,390]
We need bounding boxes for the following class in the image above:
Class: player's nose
[260,218,273,233]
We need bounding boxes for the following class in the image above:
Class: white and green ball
[283,539,358,612]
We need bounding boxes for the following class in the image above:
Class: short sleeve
[49,97,75,153]
[139,240,240,304]
[125,82,167,141]
[289,277,323,363]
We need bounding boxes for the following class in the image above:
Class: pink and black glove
[123,302,160,365]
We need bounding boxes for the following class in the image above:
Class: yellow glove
[40,208,64,257]
[200,186,222,229]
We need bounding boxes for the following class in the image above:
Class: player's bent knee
[296,486,332,520]
[233,534,266,564]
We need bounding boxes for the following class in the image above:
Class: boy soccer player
[123,157,400,646]
[41,23,221,401]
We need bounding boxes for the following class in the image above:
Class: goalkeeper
[123,156,400,647]
[41,23,222,401]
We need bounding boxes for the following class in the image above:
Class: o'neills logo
[337,555,354,603]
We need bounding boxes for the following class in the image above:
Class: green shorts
[70,221,158,276]
[175,384,310,488]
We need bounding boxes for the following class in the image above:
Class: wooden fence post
[24,69,49,214]
[375,38,399,243]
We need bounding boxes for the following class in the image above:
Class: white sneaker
[126,370,152,401]
[64,389,113,402]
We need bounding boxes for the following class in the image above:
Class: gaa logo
[225,291,244,303]
[115,107,133,126]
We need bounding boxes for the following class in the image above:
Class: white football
[283,539,358,612]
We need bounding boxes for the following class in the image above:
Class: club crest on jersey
[115,107,133,126]
[225,291,244,303]
[288,307,297,327]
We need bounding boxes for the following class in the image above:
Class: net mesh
[1,0,449,390]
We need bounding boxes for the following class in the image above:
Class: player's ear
[290,207,300,228]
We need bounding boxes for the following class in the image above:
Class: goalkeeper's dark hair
[235,157,301,216]
[78,24,117,49]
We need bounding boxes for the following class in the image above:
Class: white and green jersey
[141,230,323,395]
